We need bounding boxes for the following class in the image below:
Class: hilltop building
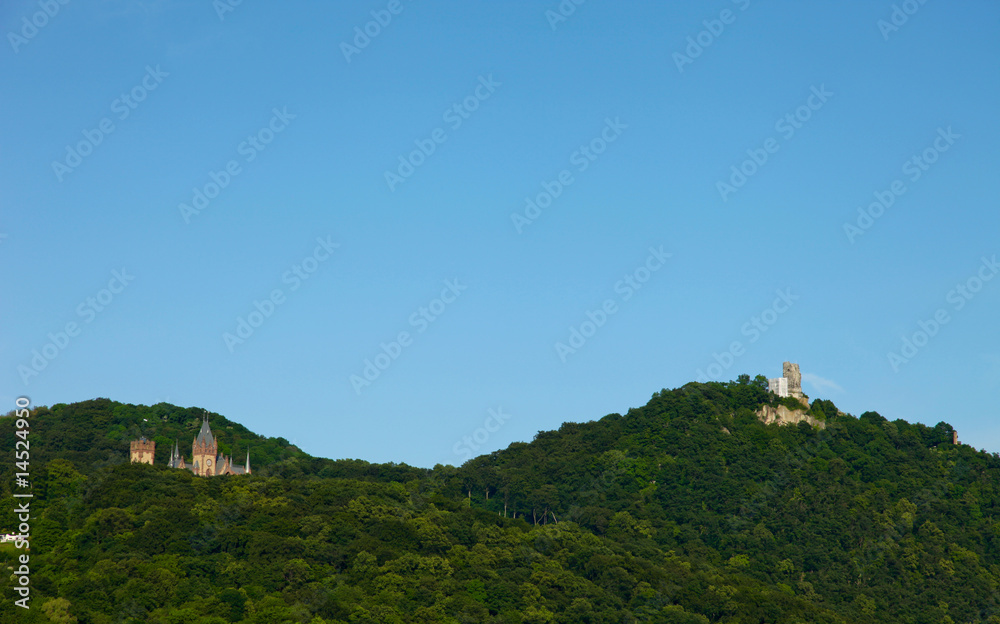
[130,437,156,465]
[768,362,805,400]
[130,417,251,477]
[759,361,824,427]
[767,377,788,397]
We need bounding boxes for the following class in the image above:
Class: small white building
[768,376,789,397]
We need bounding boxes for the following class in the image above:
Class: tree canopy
[1,380,998,623]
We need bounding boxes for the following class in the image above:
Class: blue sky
[2,0,998,467]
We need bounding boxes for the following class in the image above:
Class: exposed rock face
[757,404,825,429]
[783,361,804,398]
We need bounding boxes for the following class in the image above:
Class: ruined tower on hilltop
[760,361,818,425]
[768,362,805,400]
[129,437,156,464]
[782,361,804,399]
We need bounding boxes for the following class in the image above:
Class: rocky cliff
[757,404,825,429]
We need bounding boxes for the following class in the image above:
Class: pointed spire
[245,450,251,474]
[195,413,215,448]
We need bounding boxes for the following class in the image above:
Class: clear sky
[3,0,998,467]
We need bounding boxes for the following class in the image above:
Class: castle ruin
[768,362,805,400]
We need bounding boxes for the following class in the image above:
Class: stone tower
[782,362,804,399]
[130,437,155,465]
[191,418,218,477]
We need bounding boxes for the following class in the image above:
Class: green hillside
[1,379,998,623]
[1,399,309,472]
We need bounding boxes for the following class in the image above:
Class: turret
[168,441,187,469]
[130,437,155,465]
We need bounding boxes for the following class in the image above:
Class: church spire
[195,414,215,447]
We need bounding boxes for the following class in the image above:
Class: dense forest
[2,376,999,623]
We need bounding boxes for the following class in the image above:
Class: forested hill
[453,378,1000,621]
[1,399,307,472]
[1,380,999,623]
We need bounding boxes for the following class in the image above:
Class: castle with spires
[130,417,251,477]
